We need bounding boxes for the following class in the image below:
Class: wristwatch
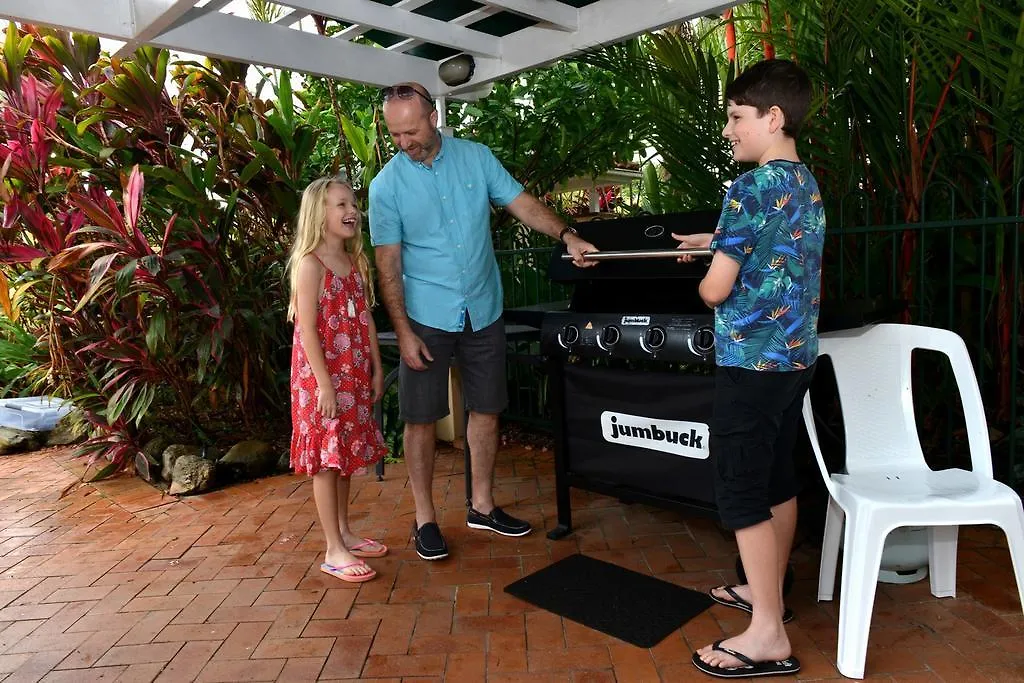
[558,225,579,244]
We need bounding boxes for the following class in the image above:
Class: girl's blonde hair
[286,175,376,321]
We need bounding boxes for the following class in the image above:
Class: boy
[673,59,824,678]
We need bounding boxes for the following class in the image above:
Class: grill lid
[547,210,720,314]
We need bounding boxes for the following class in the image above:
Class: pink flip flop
[320,561,376,583]
[349,538,388,558]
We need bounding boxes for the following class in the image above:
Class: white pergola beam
[335,0,432,41]
[481,0,577,31]
[275,9,307,26]
[452,0,732,94]
[395,6,499,57]
[115,0,198,59]
[277,0,502,58]
[151,8,440,89]
[0,0,134,39]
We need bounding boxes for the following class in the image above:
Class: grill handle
[560,248,712,261]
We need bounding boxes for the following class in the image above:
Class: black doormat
[504,553,713,648]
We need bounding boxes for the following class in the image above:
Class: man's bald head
[381,81,440,164]
[382,81,435,116]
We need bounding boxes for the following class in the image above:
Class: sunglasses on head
[381,85,434,106]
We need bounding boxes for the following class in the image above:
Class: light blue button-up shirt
[368,135,524,332]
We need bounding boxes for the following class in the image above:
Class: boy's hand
[672,232,713,262]
[371,366,385,403]
[316,382,338,419]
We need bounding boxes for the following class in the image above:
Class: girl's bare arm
[295,256,332,389]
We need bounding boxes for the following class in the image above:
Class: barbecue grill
[529,210,906,540]
[538,209,724,539]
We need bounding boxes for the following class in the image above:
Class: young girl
[287,176,388,583]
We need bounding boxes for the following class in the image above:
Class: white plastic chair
[801,323,1024,679]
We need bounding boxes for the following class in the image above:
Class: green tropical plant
[582,0,1024,474]
[0,23,324,475]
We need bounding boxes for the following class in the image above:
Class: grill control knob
[642,326,666,352]
[689,326,716,356]
[597,325,620,350]
[559,324,580,348]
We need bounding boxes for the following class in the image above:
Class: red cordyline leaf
[46,242,116,272]
[2,199,19,231]
[12,74,61,130]
[724,9,736,62]
[122,165,150,254]
[27,204,63,253]
[9,199,56,251]
[59,210,87,248]
[29,118,49,175]
[161,214,177,252]
[71,189,127,240]
[0,243,47,263]
[19,74,39,117]
[101,368,134,393]
[79,337,149,359]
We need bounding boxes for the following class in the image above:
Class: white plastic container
[0,397,73,432]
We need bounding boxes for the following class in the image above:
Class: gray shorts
[399,314,508,424]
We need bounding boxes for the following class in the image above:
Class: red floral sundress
[290,258,387,476]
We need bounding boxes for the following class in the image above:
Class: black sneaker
[466,506,532,537]
[413,522,449,560]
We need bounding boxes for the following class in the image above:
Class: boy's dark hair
[725,59,811,138]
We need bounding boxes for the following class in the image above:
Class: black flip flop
[692,640,801,678]
[709,585,794,624]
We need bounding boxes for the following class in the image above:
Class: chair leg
[836,513,885,680]
[998,504,1024,615]
[927,525,959,598]
[818,497,844,602]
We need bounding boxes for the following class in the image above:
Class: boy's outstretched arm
[699,252,741,308]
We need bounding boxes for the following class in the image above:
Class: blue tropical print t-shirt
[709,160,825,371]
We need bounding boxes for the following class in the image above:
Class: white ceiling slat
[150,8,440,89]
[0,0,134,40]
[277,0,502,58]
[2,0,736,97]
[334,0,433,42]
[198,0,232,12]
[275,9,307,26]
[115,0,198,59]
[481,0,578,31]
[395,6,499,57]
[454,0,731,94]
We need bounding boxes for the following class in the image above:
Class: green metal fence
[495,197,1023,487]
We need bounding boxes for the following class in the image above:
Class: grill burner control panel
[541,312,715,363]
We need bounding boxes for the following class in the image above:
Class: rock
[161,444,201,482]
[276,451,291,473]
[199,445,221,462]
[219,440,276,479]
[142,435,171,464]
[168,454,215,495]
[134,451,157,483]
[45,409,89,446]
[0,427,44,455]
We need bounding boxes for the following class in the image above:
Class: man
[369,81,597,560]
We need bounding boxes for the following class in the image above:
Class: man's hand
[671,232,713,263]
[566,233,599,268]
[398,331,434,371]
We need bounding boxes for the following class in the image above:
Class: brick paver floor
[0,443,1020,681]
